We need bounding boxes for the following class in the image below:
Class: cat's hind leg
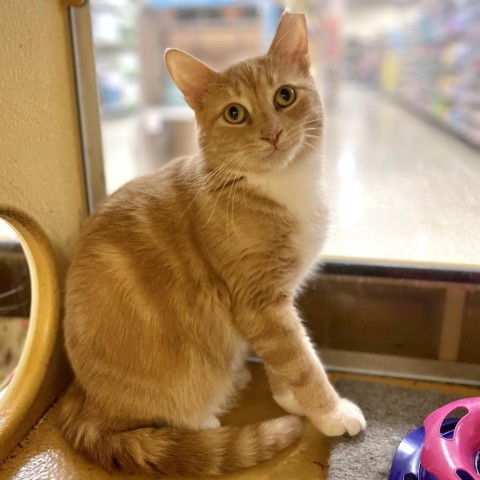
[197,415,221,430]
[179,369,246,430]
[232,362,252,392]
[266,367,305,416]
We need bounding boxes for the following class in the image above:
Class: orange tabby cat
[59,10,366,476]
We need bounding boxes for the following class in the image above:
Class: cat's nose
[261,129,282,147]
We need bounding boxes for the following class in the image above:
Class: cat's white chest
[247,156,328,277]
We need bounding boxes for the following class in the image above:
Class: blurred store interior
[90,0,480,270]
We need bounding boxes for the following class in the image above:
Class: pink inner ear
[165,49,216,109]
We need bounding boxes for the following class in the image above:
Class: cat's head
[165,10,322,174]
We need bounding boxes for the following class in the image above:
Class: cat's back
[90,156,189,226]
[65,155,203,305]
[76,156,196,253]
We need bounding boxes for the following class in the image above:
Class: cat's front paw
[312,398,366,437]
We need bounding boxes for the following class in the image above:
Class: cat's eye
[274,86,296,108]
[224,104,247,124]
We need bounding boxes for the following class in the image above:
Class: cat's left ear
[165,48,216,109]
[268,9,310,71]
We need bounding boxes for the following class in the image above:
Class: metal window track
[320,349,480,387]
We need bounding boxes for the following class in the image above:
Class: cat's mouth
[264,142,290,157]
[257,143,298,171]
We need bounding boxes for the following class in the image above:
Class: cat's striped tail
[58,383,302,476]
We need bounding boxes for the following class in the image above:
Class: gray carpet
[328,379,460,480]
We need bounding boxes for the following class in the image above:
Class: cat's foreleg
[235,302,366,437]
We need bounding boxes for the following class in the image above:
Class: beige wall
[0,0,90,459]
[0,0,88,274]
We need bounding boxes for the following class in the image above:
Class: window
[87,0,480,379]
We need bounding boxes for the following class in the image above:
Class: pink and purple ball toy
[389,398,480,480]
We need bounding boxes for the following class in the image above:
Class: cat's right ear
[268,10,310,72]
[165,49,216,110]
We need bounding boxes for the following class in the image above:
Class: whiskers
[181,160,232,217]
[301,121,322,155]
[288,126,322,157]
[303,118,322,126]
[182,121,322,238]
[204,151,254,239]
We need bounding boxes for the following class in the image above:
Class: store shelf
[393,0,480,148]
[390,94,480,150]
[345,0,480,149]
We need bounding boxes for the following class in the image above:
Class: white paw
[273,389,305,416]
[313,398,366,437]
[236,367,252,390]
[199,416,221,430]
